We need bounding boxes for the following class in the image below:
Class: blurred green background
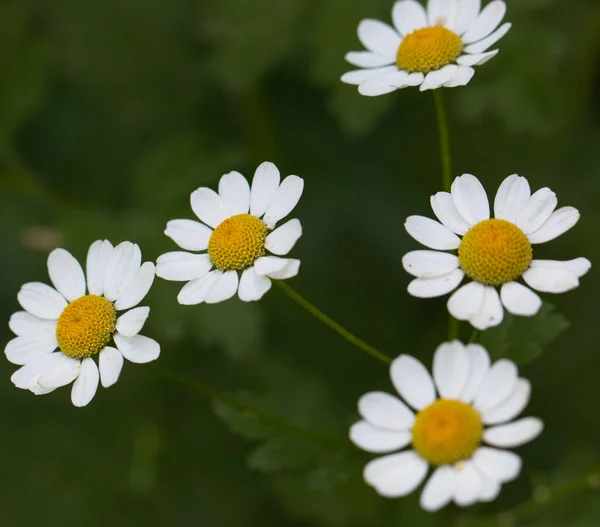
[1,0,600,525]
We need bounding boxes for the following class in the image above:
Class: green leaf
[481,302,569,364]
[247,437,324,473]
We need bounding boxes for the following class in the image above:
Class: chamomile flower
[351,341,543,511]
[5,241,160,407]
[341,0,510,95]
[156,162,303,304]
[403,174,590,330]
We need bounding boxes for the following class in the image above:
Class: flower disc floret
[459,219,532,286]
[412,399,483,466]
[208,213,268,271]
[56,295,116,360]
[396,26,463,73]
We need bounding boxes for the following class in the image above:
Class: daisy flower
[5,241,160,407]
[341,0,511,95]
[350,341,543,511]
[403,174,591,330]
[156,162,303,304]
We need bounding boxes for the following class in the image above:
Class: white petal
[464,22,511,53]
[479,473,501,502]
[462,0,507,44]
[11,353,65,390]
[263,176,304,228]
[516,188,558,235]
[190,188,230,228]
[493,174,531,223]
[103,242,142,302]
[419,66,455,92]
[456,49,498,66]
[405,72,425,86]
[177,270,223,305]
[205,270,239,304]
[529,258,591,278]
[164,219,212,251]
[454,0,481,35]
[250,162,280,218]
[500,282,541,316]
[265,218,302,255]
[402,250,459,278]
[405,216,461,250]
[18,282,67,320]
[218,171,251,215]
[484,417,543,448]
[5,333,58,365]
[522,267,579,294]
[114,333,160,364]
[357,19,402,56]
[344,51,395,68]
[472,447,522,483]
[443,65,474,88]
[470,286,504,330]
[527,207,580,244]
[114,262,155,310]
[390,355,436,410]
[254,256,290,276]
[86,240,114,296]
[431,192,471,235]
[358,391,415,430]
[392,0,428,35]
[47,248,86,301]
[99,346,124,388]
[364,451,429,498]
[453,462,482,507]
[451,174,490,226]
[482,379,531,425]
[460,344,490,403]
[358,76,399,97]
[448,282,485,322]
[37,356,81,389]
[420,466,455,512]
[473,359,518,413]
[9,311,56,337]
[155,252,213,282]
[238,267,272,302]
[265,259,300,280]
[116,306,150,337]
[71,357,99,407]
[433,341,470,399]
[428,0,459,27]
[350,421,412,453]
[341,66,398,86]
[408,269,465,298]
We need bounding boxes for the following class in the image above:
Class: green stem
[468,328,480,344]
[148,363,344,446]
[433,89,453,192]
[275,281,392,364]
[448,317,460,341]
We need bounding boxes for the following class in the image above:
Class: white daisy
[5,241,160,407]
[350,341,543,511]
[156,161,303,304]
[403,174,591,330]
[341,0,511,95]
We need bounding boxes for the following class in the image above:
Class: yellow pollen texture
[459,219,533,286]
[56,295,116,360]
[412,399,483,466]
[396,26,463,73]
[208,213,267,271]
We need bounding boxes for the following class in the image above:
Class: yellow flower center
[208,213,267,271]
[396,26,463,73]
[56,295,116,360]
[459,219,533,286]
[412,399,483,466]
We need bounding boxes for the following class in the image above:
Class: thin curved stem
[148,363,344,446]
[433,89,453,192]
[468,328,480,344]
[275,282,392,364]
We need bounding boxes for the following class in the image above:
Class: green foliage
[481,303,570,364]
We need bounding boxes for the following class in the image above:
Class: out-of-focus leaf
[481,303,569,364]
